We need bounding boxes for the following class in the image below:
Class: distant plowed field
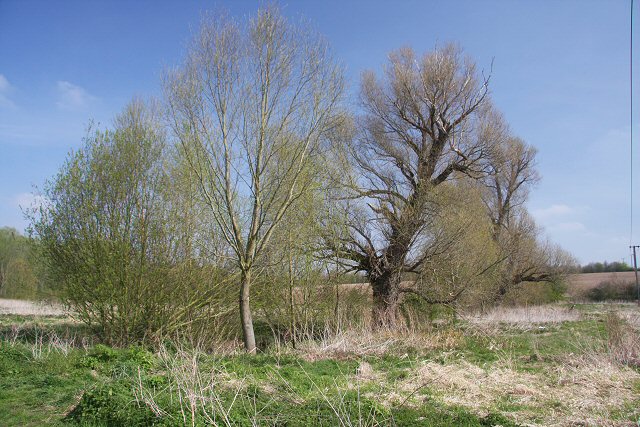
[566,272,637,300]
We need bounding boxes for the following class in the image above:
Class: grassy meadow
[1,300,639,426]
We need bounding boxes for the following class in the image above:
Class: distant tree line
[580,261,634,274]
[24,6,576,351]
[0,227,40,299]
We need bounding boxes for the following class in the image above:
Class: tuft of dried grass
[1,324,86,358]
[605,312,640,367]
[617,309,640,330]
[355,361,377,382]
[464,305,580,329]
[135,343,389,426]
[134,344,249,426]
[393,356,639,427]
[294,325,462,361]
[0,298,66,316]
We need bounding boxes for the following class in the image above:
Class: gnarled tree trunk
[371,270,403,328]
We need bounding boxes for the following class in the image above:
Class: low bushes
[586,280,637,302]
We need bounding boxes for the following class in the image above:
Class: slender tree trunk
[0,264,5,296]
[287,234,296,349]
[334,254,340,325]
[239,270,257,353]
[371,271,402,329]
[334,281,340,322]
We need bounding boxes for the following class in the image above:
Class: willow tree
[30,100,177,344]
[482,137,573,301]
[164,7,344,352]
[330,44,504,327]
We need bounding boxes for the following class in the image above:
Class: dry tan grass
[134,345,249,426]
[2,325,87,358]
[375,356,640,427]
[551,355,640,426]
[327,305,639,426]
[617,308,640,330]
[355,360,378,382]
[605,312,640,367]
[295,326,462,360]
[0,298,66,316]
[464,305,580,328]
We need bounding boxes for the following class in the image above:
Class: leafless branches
[164,6,345,351]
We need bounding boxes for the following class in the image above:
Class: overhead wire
[631,0,635,252]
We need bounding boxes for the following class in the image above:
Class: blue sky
[0,0,638,264]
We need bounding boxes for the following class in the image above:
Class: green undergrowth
[458,319,607,370]
[0,339,517,426]
[66,349,517,426]
[0,343,92,426]
[1,305,638,426]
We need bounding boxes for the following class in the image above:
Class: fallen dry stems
[385,355,639,427]
[0,298,66,316]
[1,324,86,358]
[291,323,462,360]
[463,305,580,328]
[605,311,640,367]
[134,345,247,427]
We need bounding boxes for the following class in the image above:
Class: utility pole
[630,246,640,305]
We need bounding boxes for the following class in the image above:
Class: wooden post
[631,245,640,305]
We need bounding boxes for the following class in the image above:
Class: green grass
[1,304,639,426]
[0,339,516,426]
[456,319,608,371]
[0,344,92,426]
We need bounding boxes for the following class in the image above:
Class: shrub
[501,280,567,306]
[66,379,158,426]
[586,280,637,302]
[29,101,235,346]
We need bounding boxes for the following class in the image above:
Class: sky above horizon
[0,0,638,265]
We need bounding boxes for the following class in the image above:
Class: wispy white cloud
[0,74,16,109]
[547,221,586,233]
[531,204,572,221]
[56,81,96,110]
[533,203,592,237]
[0,74,10,92]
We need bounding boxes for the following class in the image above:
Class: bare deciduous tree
[328,44,502,327]
[164,7,344,352]
[482,136,574,301]
[484,136,539,239]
